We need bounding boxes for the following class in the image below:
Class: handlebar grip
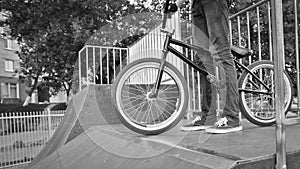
[162,0,171,28]
[163,0,171,14]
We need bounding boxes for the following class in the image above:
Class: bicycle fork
[148,33,171,98]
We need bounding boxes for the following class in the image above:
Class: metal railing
[77,46,129,91]
[229,0,273,63]
[229,0,300,168]
[229,0,300,113]
[0,110,65,168]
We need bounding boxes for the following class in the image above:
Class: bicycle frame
[235,60,272,95]
[151,30,210,96]
[150,0,272,97]
[151,29,272,97]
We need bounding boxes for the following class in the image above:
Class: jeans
[192,0,240,121]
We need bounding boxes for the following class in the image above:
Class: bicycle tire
[238,60,293,126]
[111,58,188,135]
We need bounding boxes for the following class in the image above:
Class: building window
[4,39,13,50]
[4,59,14,72]
[1,83,19,98]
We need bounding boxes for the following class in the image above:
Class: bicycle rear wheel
[112,58,188,135]
[238,60,293,126]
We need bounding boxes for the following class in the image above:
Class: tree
[0,0,152,105]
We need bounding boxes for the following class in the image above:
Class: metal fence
[77,46,129,91]
[0,110,65,168]
[229,0,299,114]
[228,0,300,167]
[75,1,300,116]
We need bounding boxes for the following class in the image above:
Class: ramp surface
[25,84,300,169]
[25,122,300,169]
[28,125,236,169]
[25,85,120,169]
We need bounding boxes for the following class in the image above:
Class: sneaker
[205,117,243,134]
[180,115,213,131]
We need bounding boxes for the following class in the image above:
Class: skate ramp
[25,85,120,169]
[25,84,300,169]
[27,122,300,169]
[27,125,237,169]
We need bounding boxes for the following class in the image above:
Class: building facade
[0,35,26,103]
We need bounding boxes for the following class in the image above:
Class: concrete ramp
[25,85,120,169]
[27,125,237,169]
[27,122,300,169]
[25,84,300,169]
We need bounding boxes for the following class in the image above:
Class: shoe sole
[180,125,212,132]
[205,126,243,134]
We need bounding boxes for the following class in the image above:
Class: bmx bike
[111,0,293,135]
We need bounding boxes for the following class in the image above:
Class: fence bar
[100,48,103,84]
[257,6,262,61]
[106,48,109,84]
[229,20,233,44]
[93,47,96,83]
[46,108,51,136]
[246,11,252,64]
[20,112,24,163]
[10,113,14,163]
[1,114,3,168]
[78,49,82,90]
[113,49,116,81]
[119,49,122,71]
[268,1,273,61]
[270,0,286,168]
[86,47,89,84]
[295,0,300,116]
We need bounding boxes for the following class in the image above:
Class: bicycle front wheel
[238,60,293,126]
[112,58,188,135]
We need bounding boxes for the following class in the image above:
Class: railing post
[294,0,300,116]
[46,108,52,137]
[270,0,287,169]
[79,49,82,91]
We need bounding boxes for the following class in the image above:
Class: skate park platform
[25,85,300,169]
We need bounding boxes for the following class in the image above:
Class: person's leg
[200,0,242,133]
[191,3,216,115]
[181,0,216,131]
[198,61,217,123]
